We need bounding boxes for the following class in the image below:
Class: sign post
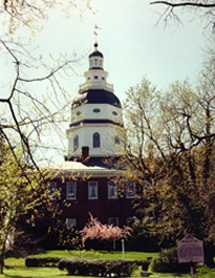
[177,235,204,278]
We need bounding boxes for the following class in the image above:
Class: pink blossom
[80,212,132,241]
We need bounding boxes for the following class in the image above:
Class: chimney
[82,146,89,164]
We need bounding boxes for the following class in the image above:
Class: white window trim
[92,132,101,148]
[126,181,136,199]
[66,218,77,229]
[66,181,77,200]
[88,181,98,199]
[108,181,118,199]
[74,135,79,151]
[108,217,119,227]
[47,182,57,200]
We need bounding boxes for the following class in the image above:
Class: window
[94,76,98,79]
[126,181,136,199]
[66,218,76,229]
[93,132,100,148]
[47,182,57,200]
[114,136,120,145]
[93,108,101,113]
[108,217,119,227]
[74,135,79,151]
[108,181,118,199]
[88,181,98,199]
[66,182,77,200]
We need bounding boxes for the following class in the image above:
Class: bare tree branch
[151,1,215,8]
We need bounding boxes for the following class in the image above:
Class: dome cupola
[89,42,104,70]
[66,42,124,162]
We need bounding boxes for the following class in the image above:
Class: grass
[0,250,215,278]
[35,249,157,260]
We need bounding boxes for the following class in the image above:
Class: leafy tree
[0,1,94,272]
[0,0,93,168]
[119,54,215,266]
[0,142,49,273]
[1,0,93,32]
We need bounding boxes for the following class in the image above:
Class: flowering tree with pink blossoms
[80,213,132,251]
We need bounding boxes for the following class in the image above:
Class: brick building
[47,43,135,229]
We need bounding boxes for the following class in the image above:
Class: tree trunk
[0,252,4,274]
[0,238,7,274]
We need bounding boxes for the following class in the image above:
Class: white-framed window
[66,218,76,229]
[114,136,120,145]
[108,217,119,227]
[126,181,136,199]
[74,135,79,151]
[108,181,118,199]
[88,181,98,199]
[47,182,57,200]
[93,132,100,148]
[66,182,77,200]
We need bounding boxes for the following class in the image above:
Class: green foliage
[0,143,49,273]
[25,257,62,267]
[120,65,215,265]
[58,257,139,277]
[3,251,215,277]
[150,247,190,273]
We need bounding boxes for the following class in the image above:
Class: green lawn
[35,249,157,260]
[0,250,215,278]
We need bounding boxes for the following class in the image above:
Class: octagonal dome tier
[72,89,122,109]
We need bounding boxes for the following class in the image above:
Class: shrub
[150,247,190,273]
[58,257,139,276]
[25,257,61,267]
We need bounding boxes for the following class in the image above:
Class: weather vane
[94,24,101,42]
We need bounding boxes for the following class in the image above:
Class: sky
[33,0,207,102]
[0,0,208,163]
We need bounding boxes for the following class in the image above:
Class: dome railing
[79,81,113,93]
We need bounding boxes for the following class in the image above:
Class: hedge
[150,247,190,273]
[25,257,62,267]
[58,257,139,276]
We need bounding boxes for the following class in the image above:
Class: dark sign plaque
[177,235,204,263]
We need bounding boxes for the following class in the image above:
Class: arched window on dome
[93,132,100,148]
[74,135,79,151]
[114,136,120,145]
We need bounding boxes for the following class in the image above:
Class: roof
[89,50,103,58]
[72,89,122,108]
[42,161,120,178]
[89,42,104,58]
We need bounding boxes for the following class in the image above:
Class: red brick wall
[53,176,134,228]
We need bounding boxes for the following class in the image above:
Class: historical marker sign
[177,235,204,263]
